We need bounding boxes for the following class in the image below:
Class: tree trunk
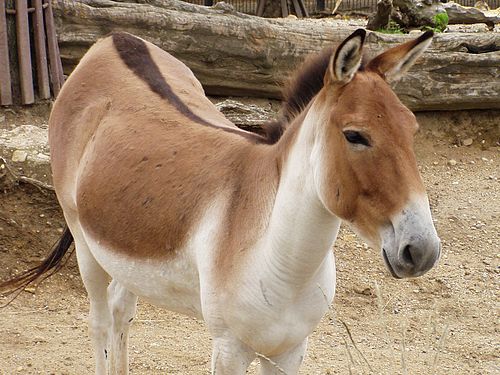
[53,0,500,111]
[444,2,500,30]
[367,0,393,30]
[262,0,283,17]
[392,0,446,29]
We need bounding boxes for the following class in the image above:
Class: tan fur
[50,35,280,262]
[319,72,422,242]
[38,30,441,373]
[50,31,428,277]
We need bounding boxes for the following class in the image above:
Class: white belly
[82,231,203,318]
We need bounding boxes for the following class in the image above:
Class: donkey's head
[313,29,440,278]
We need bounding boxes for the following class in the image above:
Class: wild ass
[2,29,440,374]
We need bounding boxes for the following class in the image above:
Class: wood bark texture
[53,0,500,111]
[444,2,500,29]
[392,0,446,28]
[367,0,393,30]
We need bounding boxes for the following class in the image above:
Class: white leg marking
[107,280,138,375]
[211,332,256,375]
[71,224,111,375]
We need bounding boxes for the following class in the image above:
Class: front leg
[211,333,256,375]
[259,339,308,375]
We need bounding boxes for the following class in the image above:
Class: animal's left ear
[328,29,366,85]
[366,31,433,83]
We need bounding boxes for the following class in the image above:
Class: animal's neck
[261,100,341,287]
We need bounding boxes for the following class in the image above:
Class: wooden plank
[299,0,309,17]
[56,34,65,85]
[256,0,265,17]
[281,0,288,17]
[15,0,34,104]
[44,0,61,96]
[292,0,304,17]
[33,0,50,99]
[0,0,13,105]
[51,1,65,85]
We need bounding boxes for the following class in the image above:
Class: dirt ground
[0,106,498,375]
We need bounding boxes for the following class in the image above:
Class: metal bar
[55,32,65,85]
[298,0,309,17]
[44,0,61,96]
[0,0,13,105]
[256,0,265,16]
[15,0,34,104]
[33,0,50,99]
[281,0,288,17]
[5,3,48,14]
[292,0,303,17]
[50,0,65,86]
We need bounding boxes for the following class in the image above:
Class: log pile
[367,0,500,31]
[53,0,500,111]
[444,2,500,30]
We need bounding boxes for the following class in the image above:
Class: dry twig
[256,353,288,375]
[431,324,449,374]
[0,157,54,192]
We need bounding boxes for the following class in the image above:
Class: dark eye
[343,130,371,147]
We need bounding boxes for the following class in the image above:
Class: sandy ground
[0,107,498,375]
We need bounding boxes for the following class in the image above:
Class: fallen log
[53,0,500,111]
[444,2,500,29]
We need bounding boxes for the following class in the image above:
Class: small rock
[0,115,5,123]
[12,150,28,162]
[481,157,489,162]
[447,159,457,166]
[462,138,473,146]
[433,161,439,165]
[36,153,50,162]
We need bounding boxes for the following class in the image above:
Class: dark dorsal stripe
[112,32,266,144]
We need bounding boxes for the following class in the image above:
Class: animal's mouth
[383,249,401,279]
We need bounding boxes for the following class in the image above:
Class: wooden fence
[184,0,500,14]
[0,0,64,106]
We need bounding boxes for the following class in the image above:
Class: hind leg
[259,339,308,375]
[107,280,138,374]
[75,242,111,374]
[210,332,256,374]
[71,225,111,375]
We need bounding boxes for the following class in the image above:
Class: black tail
[1,226,74,304]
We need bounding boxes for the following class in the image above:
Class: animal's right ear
[327,29,366,85]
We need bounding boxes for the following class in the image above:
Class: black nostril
[402,245,415,266]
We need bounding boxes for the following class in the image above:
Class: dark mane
[262,47,334,144]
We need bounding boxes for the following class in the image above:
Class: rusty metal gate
[0,0,64,106]
[183,0,500,14]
